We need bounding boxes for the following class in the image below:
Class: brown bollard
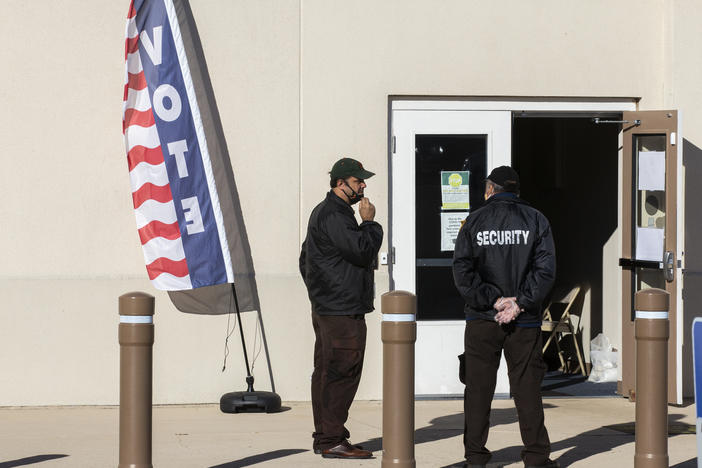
[119,292,155,468]
[381,291,417,468]
[634,288,670,468]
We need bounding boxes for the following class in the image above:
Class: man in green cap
[299,157,383,459]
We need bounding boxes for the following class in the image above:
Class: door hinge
[391,246,396,264]
[392,136,396,154]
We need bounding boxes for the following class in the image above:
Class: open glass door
[620,110,683,404]
[391,109,511,396]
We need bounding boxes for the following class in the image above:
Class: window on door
[414,134,487,320]
[631,134,667,320]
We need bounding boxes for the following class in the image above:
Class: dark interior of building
[514,116,619,390]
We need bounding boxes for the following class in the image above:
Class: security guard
[453,166,558,468]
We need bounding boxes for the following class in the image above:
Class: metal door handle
[664,251,675,282]
[619,258,662,269]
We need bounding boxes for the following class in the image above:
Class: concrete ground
[0,397,696,467]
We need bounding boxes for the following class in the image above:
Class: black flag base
[220,381,282,414]
[220,285,282,414]
[220,392,281,413]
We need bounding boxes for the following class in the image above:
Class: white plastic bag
[588,333,618,383]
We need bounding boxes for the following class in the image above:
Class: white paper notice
[638,151,665,191]
[441,212,467,251]
[635,227,664,262]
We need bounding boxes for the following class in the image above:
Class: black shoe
[464,464,487,468]
[321,440,373,459]
[525,460,560,468]
[314,443,364,455]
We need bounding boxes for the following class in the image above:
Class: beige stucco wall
[299,0,667,388]
[670,0,702,398]
[1,0,693,405]
[0,0,304,405]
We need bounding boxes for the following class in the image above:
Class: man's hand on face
[359,197,375,221]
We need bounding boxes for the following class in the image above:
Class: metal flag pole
[232,284,254,392]
[219,283,281,413]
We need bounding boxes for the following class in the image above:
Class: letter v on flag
[123,0,233,291]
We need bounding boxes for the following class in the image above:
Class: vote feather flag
[123,0,259,313]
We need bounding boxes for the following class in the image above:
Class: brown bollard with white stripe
[119,292,155,468]
[381,290,417,468]
[634,288,669,468]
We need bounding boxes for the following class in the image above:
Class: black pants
[311,311,367,450]
[463,320,550,466]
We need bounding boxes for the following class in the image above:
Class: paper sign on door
[441,212,467,251]
[441,171,470,210]
[636,227,664,262]
[638,151,665,191]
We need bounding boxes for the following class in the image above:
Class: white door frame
[390,98,638,397]
[392,109,511,396]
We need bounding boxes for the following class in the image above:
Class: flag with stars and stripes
[122,0,259,314]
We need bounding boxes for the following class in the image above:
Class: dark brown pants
[463,320,550,466]
[311,311,367,450]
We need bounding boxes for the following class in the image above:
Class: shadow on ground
[357,405,525,453]
[0,455,68,468]
[671,458,696,468]
[550,414,691,467]
[441,411,693,467]
[208,449,307,467]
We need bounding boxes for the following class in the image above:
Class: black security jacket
[299,191,384,315]
[452,193,556,325]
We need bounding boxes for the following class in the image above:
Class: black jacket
[452,193,556,326]
[300,191,384,315]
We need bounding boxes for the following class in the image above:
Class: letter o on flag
[152,84,182,122]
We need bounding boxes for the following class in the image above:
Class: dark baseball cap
[329,157,375,180]
[487,166,520,192]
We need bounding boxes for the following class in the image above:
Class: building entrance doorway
[513,116,620,394]
[389,99,665,398]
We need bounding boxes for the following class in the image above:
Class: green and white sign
[441,171,470,210]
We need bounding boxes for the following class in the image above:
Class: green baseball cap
[329,157,375,180]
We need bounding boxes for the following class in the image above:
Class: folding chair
[541,286,587,376]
